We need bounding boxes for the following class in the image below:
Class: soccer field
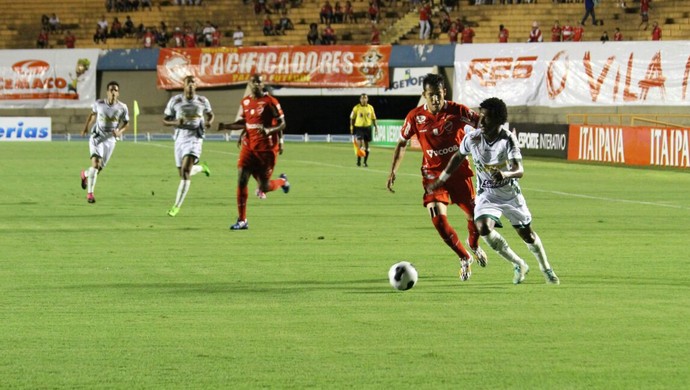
[1,141,689,388]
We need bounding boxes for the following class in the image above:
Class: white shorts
[174,129,203,167]
[89,135,116,167]
[475,184,532,228]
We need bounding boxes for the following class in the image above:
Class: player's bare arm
[387,140,407,193]
[261,115,285,136]
[204,112,215,128]
[492,158,524,181]
[113,122,129,138]
[426,151,467,193]
[217,119,246,131]
[162,116,179,127]
[81,112,96,136]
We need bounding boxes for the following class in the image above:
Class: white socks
[174,179,191,208]
[526,233,551,272]
[87,167,98,193]
[482,230,527,268]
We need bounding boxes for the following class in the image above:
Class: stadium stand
[1,0,689,49]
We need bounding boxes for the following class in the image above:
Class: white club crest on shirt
[415,115,426,124]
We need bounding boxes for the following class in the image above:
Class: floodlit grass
[1,141,689,388]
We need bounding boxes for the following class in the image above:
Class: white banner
[454,41,690,107]
[270,67,435,96]
[0,117,51,141]
[0,49,99,109]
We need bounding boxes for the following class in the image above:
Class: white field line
[141,143,690,211]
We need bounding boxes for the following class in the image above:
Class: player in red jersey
[386,73,487,281]
[218,74,290,230]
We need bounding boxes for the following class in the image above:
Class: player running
[79,81,129,204]
[427,97,560,285]
[163,75,214,217]
[218,74,290,230]
[387,73,487,281]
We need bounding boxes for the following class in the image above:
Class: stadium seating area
[0,0,689,49]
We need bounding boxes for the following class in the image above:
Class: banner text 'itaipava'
[570,125,690,168]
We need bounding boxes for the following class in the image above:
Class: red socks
[432,214,471,260]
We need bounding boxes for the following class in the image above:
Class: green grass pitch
[1,141,689,388]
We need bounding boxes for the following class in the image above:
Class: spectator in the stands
[528,21,542,43]
[141,0,153,10]
[41,14,50,30]
[64,30,76,48]
[448,22,459,44]
[94,26,108,44]
[307,22,320,44]
[156,27,169,47]
[572,22,584,42]
[439,10,451,33]
[321,1,334,24]
[334,2,344,23]
[172,27,185,47]
[551,20,562,42]
[322,23,336,44]
[233,26,244,46]
[562,20,574,42]
[640,0,650,30]
[613,27,623,41]
[97,15,109,37]
[277,13,294,34]
[184,27,197,47]
[202,21,216,47]
[142,28,155,48]
[123,16,135,37]
[48,13,61,32]
[37,28,50,48]
[461,25,475,44]
[110,17,124,38]
[418,1,431,39]
[344,1,355,24]
[368,1,380,24]
[651,21,661,40]
[370,24,380,45]
[263,16,275,36]
[600,30,609,42]
[498,24,509,43]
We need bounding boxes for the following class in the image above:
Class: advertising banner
[270,67,435,96]
[0,50,99,108]
[513,123,569,158]
[0,117,51,141]
[454,41,690,107]
[568,125,690,168]
[157,46,392,89]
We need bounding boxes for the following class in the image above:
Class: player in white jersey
[163,75,214,217]
[79,81,129,204]
[428,97,560,285]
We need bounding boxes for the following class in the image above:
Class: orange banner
[157,46,391,89]
[567,125,690,168]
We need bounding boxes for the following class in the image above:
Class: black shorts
[354,126,372,142]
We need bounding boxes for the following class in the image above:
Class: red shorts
[422,171,476,215]
[237,147,278,182]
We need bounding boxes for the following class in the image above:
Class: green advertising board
[372,119,404,147]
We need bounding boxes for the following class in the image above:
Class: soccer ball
[388,261,418,291]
